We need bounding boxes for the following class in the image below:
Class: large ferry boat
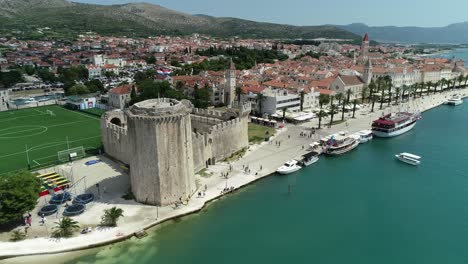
[323,134,359,156]
[372,112,421,138]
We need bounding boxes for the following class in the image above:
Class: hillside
[0,0,359,40]
[339,23,468,44]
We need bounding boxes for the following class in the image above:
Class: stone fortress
[101,98,251,206]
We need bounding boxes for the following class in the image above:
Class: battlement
[231,101,252,115]
[192,108,224,118]
[209,118,242,133]
[107,122,128,136]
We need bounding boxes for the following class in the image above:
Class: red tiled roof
[110,84,133,95]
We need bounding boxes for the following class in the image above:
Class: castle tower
[226,59,236,108]
[361,32,370,62]
[126,99,195,206]
[362,58,373,85]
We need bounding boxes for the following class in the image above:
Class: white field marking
[0,113,46,123]
[34,109,47,114]
[0,126,48,137]
[60,107,101,121]
[32,160,41,165]
[0,135,101,159]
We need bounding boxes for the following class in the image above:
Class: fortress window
[110,117,122,127]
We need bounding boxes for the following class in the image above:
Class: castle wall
[190,115,222,133]
[128,113,195,206]
[101,112,131,164]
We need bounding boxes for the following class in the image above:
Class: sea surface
[430,48,468,67]
[67,100,468,264]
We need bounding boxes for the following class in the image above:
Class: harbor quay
[0,88,467,261]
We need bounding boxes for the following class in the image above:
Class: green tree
[134,72,148,85]
[361,86,369,103]
[37,68,57,83]
[329,104,337,128]
[23,65,36,76]
[0,70,23,87]
[52,217,80,238]
[335,92,343,105]
[282,107,288,121]
[317,110,328,129]
[440,78,448,91]
[68,84,89,95]
[85,79,104,93]
[99,207,124,227]
[318,94,330,109]
[193,83,211,108]
[384,75,392,107]
[146,56,156,64]
[377,77,385,110]
[457,74,464,89]
[352,99,358,118]
[0,171,40,226]
[235,86,244,105]
[368,81,377,112]
[175,81,184,92]
[10,230,26,242]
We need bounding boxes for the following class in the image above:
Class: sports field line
[0,113,46,123]
[32,160,41,165]
[60,107,101,121]
[34,109,47,114]
[0,135,101,159]
[0,126,47,137]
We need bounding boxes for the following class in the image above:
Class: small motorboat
[444,95,463,106]
[357,130,373,143]
[276,160,302,175]
[300,152,319,167]
[395,152,421,166]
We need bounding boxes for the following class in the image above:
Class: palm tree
[441,78,448,91]
[318,94,330,109]
[100,207,124,227]
[341,89,352,121]
[52,217,80,238]
[299,90,305,112]
[335,92,343,106]
[464,75,468,88]
[317,110,328,129]
[329,104,336,128]
[433,81,440,94]
[368,81,377,112]
[401,85,408,100]
[10,230,26,242]
[235,86,244,105]
[394,87,401,104]
[352,99,358,118]
[282,107,288,121]
[361,86,369,103]
[418,82,425,97]
[377,77,385,110]
[426,81,433,95]
[256,93,266,115]
[458,74,464,89]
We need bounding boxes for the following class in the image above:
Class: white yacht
[323,134,359,156]
[357,130,373,143]
[445,95,463,106]
[395,153,421,166]
[300,152,319,167]
[276,160,302,175]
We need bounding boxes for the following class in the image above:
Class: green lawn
[248,123,276,144]
[0,105,102,175]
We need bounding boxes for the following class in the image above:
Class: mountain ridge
[339,23,468,44]
[0,0,359,40]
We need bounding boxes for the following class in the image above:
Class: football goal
[46,110,56,116]
[58,147,85,162]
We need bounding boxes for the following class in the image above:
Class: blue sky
[74,0,468,27]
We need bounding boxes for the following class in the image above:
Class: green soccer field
[0,105,102,175]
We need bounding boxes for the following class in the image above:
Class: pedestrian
[288,135,291,139]
[248,169,251,174]
[302,145,304,150]
[260,165,262,170]
[205,184,208,191]
[27,216,32,227]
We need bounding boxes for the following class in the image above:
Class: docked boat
[395,152,421,166]
[357,130,373,143]
[323,134,359,156]
[445,95,463,106]
[276,160,302,175]
[372,112,421,138]
[300,152,320,167]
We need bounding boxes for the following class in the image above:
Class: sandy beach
[1,87,467,263]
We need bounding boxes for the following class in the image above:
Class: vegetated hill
[339,23,468,44]
[0,0,359,40]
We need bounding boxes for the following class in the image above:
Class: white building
[331,75,364,99]
[108,84,134,109]
[92,55,104,67]
[87,65,102,79]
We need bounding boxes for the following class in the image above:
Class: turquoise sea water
[68,100,468,264]
[430,48,468,66]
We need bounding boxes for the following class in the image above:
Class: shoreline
[1,88,467,262]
